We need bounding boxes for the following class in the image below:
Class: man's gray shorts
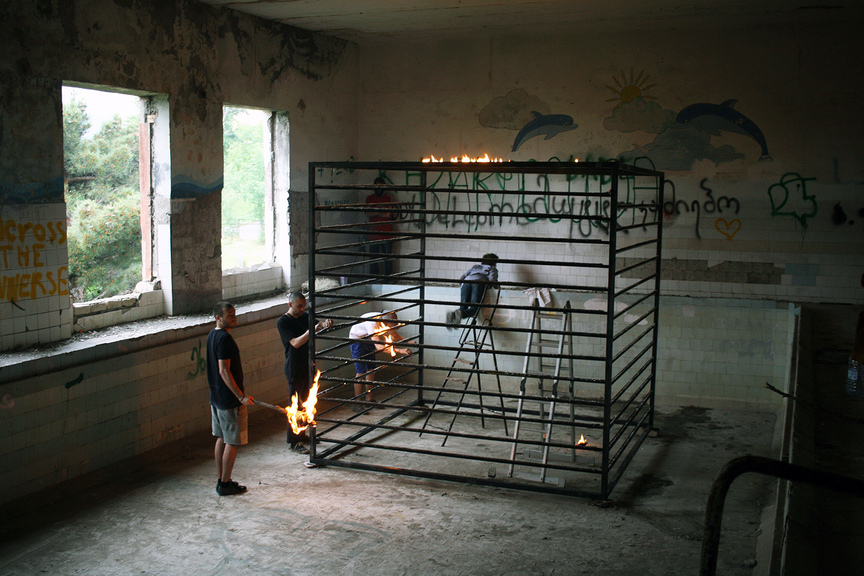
[211,405,248,445]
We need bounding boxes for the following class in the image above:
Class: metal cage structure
[306,160,663,499]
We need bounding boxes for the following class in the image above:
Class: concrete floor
[0,405,777,576]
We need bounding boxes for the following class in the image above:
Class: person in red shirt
[365,177,395,277]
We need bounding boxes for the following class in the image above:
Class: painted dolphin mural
[512,111,578,152]
[676,100,771,160]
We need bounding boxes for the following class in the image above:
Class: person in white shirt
[348,311,410,410]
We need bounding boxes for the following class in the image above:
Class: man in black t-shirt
[276,291,332,453]
[207,301,254,496]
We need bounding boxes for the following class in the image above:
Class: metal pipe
[700,455,864,576]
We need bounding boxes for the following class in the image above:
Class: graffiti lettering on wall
[662,178,741,239]
[387,165,654,239]
[320,159,835,244]
[187,340,206,379]
[315,157,357,181]
[392,168,743,241]
[416,189,622,237]
[0,216,69,302]
[768,173,818,230]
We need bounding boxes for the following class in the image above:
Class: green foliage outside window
[222,107,266,269]
[63,96,142,301]
[62,99,269,298]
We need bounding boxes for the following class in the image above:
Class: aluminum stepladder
[507,299,574,482]
[421,289,509,446]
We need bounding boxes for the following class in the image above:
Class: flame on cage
[577,434,587,446]
[374,321,390,334]
[373,321,401,358]
[422,155,578,163]
[422,153,504,163]
[286,370,320,434]
[382,333,396,357]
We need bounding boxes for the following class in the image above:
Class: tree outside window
[222,106,267,269]
[62,87,142,302]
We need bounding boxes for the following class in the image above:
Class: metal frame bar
[307,161,663,499]
[700,456,864,576]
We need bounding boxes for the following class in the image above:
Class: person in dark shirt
[207,301,254,496]
[446,253,499,330]
[276,291,332,453]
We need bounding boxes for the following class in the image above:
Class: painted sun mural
[605,69,658,110]
[603,70,771,171]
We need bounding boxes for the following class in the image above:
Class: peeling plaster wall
[355,23,864,306]
[0,0,358,342]
[0,0,357,500]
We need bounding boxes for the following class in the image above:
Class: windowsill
[222,261,284,301]
[0,292,292,385]
[72,286,164,333]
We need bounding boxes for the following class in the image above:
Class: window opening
[62,86,142,302]
[222,106,268,270]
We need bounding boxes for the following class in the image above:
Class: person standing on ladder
[446,253,499,331]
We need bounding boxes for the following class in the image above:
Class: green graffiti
[187,339,207,379]
[64,372,84,389]
[768,172,818,229]
[371,154,663,238]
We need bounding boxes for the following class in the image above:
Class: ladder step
[454,357,474,364]
[444,377,467,383]
[511,471,565,487]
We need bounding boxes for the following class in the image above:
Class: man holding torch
[277,291,332,454]
[207,301,254,496]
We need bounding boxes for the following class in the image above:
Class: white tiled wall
[0,203,73,350]
[421,286,794,412]
[222,262,284,300]
[0,305,288,505]
[385,169,864,309]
